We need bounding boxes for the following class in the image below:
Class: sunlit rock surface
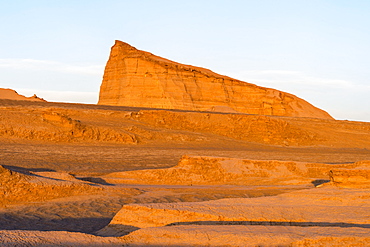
[0,88,45,102]
[103,156,353,186]
[101,187,370,246]
[1,91,369,246]
[98,40,333,119]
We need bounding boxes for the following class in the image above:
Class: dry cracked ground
[0,99,370,246]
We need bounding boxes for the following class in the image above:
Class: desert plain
[0,41,370,246]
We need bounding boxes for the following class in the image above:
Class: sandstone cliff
[98,40,333,119]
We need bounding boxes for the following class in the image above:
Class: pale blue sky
[1,0,369,121]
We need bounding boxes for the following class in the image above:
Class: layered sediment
[1,101,370,147]
[103,156,369,186]
[98,40,333,119]
[99,187,370,246]
[330,160,370,188]
[0,165,101,206]
[0,88,45,102]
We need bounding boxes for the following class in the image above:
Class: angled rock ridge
[98,40,333,119]
[0,88,46,102]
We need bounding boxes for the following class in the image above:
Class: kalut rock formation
[102,156,370,186]
[98,40,333,119]
[0,88,45,102]
[100,187,370,245]
[0,165,101,207]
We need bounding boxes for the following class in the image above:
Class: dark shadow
[77,177,113,185]
[1,165,79,182]
[311,179,330,187]
[95,225,141,237]
[2,165,55,175]
[325,162,355,164]
[0,214,112,234]
[167,220,370,229]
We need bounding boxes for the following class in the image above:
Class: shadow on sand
[167,220,370,229]
[1,165,55,175]
[0,214,112,234]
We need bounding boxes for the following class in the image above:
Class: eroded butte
[99,40,332,119]
[0,41,369,246]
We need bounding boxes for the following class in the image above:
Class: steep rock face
[99,40,333,119]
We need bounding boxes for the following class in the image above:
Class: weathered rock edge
[103,156,370,186]
[99,40,333,119]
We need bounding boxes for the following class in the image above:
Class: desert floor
[0,100,369,246]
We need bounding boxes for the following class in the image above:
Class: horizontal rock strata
[99,187,370,242]
[1,101,370,147]
[103,156,367,186]
[98,40,333,119]
[330,161,370,188]
[120,225,370,247]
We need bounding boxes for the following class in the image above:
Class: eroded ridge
[103,156,369,186]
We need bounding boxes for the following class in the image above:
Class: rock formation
[0,165,101,206]
[0,230,123,246]
[102,156,369,186]
[99,187,370,246]
[1,101,370,147]
[329,161,370,188]
[98,40,333,119]
[0,88,45,102]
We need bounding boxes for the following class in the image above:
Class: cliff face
[98,40,333,119]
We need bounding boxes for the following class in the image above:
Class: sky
[0,0,369,122]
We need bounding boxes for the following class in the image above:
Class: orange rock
[0,88,46,102]
[103,156,367,186]
[98,40,333,119]
[0,165,101,206]
[329,161,370,188]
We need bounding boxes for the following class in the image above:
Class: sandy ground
[2,142,369,176]
[0,99,370,246]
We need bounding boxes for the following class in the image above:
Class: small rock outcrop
[0,165,101,206]
[329,161,370,188]
[98,40,333,119]
[0,88,46,102]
